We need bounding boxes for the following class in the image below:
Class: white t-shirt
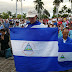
[25,23,47,28]
[63,39,67,43]
[31,23,47,28]
[48,20,52,24]
[19,23,26,27]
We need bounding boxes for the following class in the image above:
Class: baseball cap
[26,10,38,18]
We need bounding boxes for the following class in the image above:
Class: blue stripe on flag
[10,28,58,41]
[58,43,72,52]
[14,56,72,72]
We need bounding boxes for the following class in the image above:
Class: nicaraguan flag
[58,43,72,67]
[10,28,72,72]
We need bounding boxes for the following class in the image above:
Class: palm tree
[53,0,63,18]
[69,0,72,15]
[34,0,44,20]
[43,9,50,17]
[62,5,67,13]
[7,11,12,16]
[66,8,71,17]
[53,6,56,15]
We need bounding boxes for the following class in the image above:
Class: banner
[10,28,72,72]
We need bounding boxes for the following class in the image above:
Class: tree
[2,12,9,19]
[59,10,63,14]
[17,14,21,19]
[69,0,72,15]
[41,14,48,19]
[0,13,2,18]
[12,13,16,18]
[66,8,71,17]
[53,0,63,18]
[43,9,50,17]
[7,11,12,16]
[23,13,26,19]
[66,8,71,14]
[58,5,71,17]
[59,5,67,14]
[62,5,67,13]
[34,0,44,19]
[53,6,56,15]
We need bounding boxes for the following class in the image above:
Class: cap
[26,10,38,18]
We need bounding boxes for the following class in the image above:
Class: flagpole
[16,0,17,18]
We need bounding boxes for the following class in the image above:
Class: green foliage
[53,0,63,6]
[17,13,26,19]
[2,12,9,19]
[23,13,26,19]
[7,11,12,16]
[52,15,57,18]
[17,14,21,19]
[61,14,68,17]
[58,5,71,17]
[43,9,50,17]
[0,14,2,18]
[34,0,44,13]
[52,14,62,18]
[60,5,67,13]
[12,13,16,18]
[41,14,48,19]
[66,8,71,13]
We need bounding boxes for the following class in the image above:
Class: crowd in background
[0,17,72,38]
[0,16,72,58]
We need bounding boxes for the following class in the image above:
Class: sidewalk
[0,57,16,72]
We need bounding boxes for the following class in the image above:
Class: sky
[0,0,71,17]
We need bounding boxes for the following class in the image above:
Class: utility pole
[16,0,17,18]
[21,0,23,19]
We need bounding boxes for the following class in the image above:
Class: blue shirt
[58,30,63,38]
[62,22,67,28]
[4,22,10,28]
[26,21,30,24]
[26,21,41,28]
[69,30,72,39]
[58,36,72,43]
[54,22,57,26]
[0,25,3,35]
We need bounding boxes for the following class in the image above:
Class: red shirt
[58,22,62,26]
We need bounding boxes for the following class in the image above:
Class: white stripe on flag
[58,52,72,62]
[11,40,58,57]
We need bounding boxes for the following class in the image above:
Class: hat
[26,10,38,17]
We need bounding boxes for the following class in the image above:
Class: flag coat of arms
[10,28,72,72]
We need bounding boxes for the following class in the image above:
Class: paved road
[0,57,16,72]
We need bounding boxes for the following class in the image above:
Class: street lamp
[11,0,25,19]
[11,0,18,18]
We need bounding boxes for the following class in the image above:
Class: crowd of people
[40,16,72,43]
[0,10,72,58]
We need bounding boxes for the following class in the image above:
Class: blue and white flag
[10,28,72,72]
[58,43,72,67]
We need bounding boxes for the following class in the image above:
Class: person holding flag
[25,10,46,28]
[58,28,72,43]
